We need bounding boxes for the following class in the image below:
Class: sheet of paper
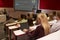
[13,30,25,36]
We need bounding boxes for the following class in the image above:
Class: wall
[0,0,13,7]
[0,0,60,10]
[0,8,33,19]
[40,0,60,10]
[0,0,33,18]
[0,0,60,18]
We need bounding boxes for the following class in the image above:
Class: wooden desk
[6,20,27,26]
[8,26,20,40]
[4,20,27,34]
[29,25,39,31]
[37,30,60,40]
[13,30,25,40]
[8,26,20,30]
[13,30,25,36]
[13,30,29,40]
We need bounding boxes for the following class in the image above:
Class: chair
[20,22,29,30]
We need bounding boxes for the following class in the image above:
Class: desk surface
[29,25,40,31]
[29,25,38,31]
[8,26,20,29]
[37,30,60,40]
[6,20,27,26]
[13,30,25,36]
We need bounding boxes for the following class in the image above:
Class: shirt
[50,20,60,33]
[48,20,57,26]
[28,25,45,40]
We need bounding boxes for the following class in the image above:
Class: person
[20,14,27,23]
[48,13,54,21]
[21,14,26,19]
[3,9,7,14]
[26,13,50,40]
[50,12,60,33]
[27,14,33,26]
[3,9,11,20]
[17,13,50,40]
[48,14,57,26]
[32,14,37,21]
[15,22,21,27]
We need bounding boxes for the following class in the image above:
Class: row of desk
[7,25,38,40]
[4,20,37,40]
[11,25,60,40]
[4,20,28,40]
[8,25,20,40]
[4,19,58,40]
[6,24,26,40]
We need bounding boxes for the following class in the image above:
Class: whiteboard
[14,0,38,11]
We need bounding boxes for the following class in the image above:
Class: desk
[37,30,60,40]
[13,30,25,36]
[13,30,29,40]
[8,26,20,40]
[5,20,27,34]
[29,25,39,31]
[6,19,27,26]
[8,26,20,30]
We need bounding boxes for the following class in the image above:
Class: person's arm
[50,24,60,33]
[28,25,45,39]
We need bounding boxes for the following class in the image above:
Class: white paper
[8,26,20,29]
[13,30,25,36]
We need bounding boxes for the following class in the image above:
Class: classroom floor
[0,18,30,40]
[0,18,17,40]
[0,23,7,40]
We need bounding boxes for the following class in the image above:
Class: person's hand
[23,29,28,32]
[16,23,21,27]
[29,27,34,31]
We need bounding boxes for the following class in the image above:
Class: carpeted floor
[0,18,16,40]
[0,23,7,40]
[0,18,29,40]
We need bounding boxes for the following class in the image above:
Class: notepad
[13,30,25,36]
